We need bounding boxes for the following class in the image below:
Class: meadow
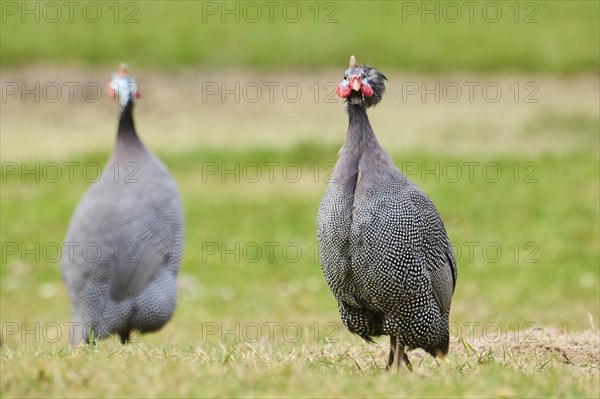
[1,1,599,397]
[1,1,598,72]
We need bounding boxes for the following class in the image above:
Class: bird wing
[411,187,457,316]
[317,187,358,303]
[350,174,456,314]
[430,246,456,315]
[109,178,181,302]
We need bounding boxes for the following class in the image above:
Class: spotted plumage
[317,56,457,369]
[61,68,184,344]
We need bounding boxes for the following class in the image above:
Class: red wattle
[361,84,374,97]
[337,84,352,98]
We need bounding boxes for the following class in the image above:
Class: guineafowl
[317,56,457,370]
[62,65,184,344]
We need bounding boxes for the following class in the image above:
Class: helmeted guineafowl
[317,56,457,370]
[61,65,184,344]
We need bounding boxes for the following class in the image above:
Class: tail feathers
[339,301,384,342]
[358,333,376,344]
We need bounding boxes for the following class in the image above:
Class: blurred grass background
[1,0,598,72]
[1,0,599,397]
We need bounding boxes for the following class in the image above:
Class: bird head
[108,63,141,108]
[336,55,386,108]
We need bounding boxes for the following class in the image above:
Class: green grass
[1,339,597,397]
[1,140,599,397]
[1,1,598,72]
[1,0,599,394]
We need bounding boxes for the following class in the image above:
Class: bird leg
[394,339,413,371]
[394,339,403,370]
[119,331,130,344]
[387,335,396,369]
[402,351,413,372]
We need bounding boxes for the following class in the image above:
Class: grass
[1,332,598,397]
[1,1,598,72]
[1,137,599,396]
[0,23,599,392]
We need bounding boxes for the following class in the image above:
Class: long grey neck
[343,104,381,154]
[117,100,139,143]
[330,104,383,193]
[114,100,146,160]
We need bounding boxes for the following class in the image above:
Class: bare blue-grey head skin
[61,65,184,345]
[317,55,457,370]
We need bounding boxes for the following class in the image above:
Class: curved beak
[349,74,374,97]
[351,76,361,91]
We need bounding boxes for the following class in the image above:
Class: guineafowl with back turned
[62,65,184,344]
[317,56,457,370]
